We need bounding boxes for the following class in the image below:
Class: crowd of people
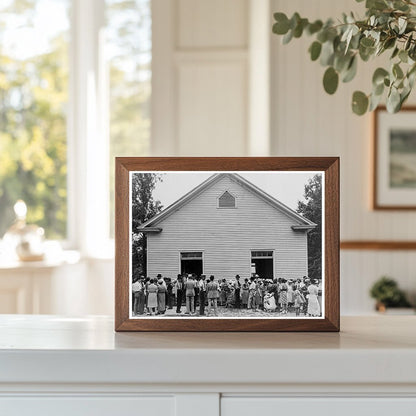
[132,273,322,317]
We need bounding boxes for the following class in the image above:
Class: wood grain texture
[373,106,416,210]
[115,157,340,332]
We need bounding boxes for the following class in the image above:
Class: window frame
[1,0,152,258]
[67,0,111,257]
[217,190,237,209]
[250,248,275,278]
[178,250,205,275]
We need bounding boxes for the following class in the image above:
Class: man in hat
[175,274,184,314]
[206,275,219,316]
[132,277,142,316]
[194,273,200,311]
[165,277,173,309]
[234,275,241,309]
[268,278,279,312]
[185,274,196,314]
[137,275,146,315]
[199,274,207,316]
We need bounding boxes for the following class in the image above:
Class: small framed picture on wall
[114,157,340,332]
[374,106,416,209]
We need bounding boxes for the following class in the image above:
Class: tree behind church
[131,173,163,277]
[297,174,322,281]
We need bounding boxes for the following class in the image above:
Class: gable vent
[218,191,236,208]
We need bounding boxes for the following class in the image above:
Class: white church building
[137,173,316,280]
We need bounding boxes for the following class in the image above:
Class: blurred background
[0,0,415,316]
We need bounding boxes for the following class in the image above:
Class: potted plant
[369,276,413,313]
[272,0,416,115]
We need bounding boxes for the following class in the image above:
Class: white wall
[152,0,270,156]
[18,0,412,317]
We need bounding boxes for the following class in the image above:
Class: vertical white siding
[147,176,309,280]
[271,0,416,314]
[152,0,249,156]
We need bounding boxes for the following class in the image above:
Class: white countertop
[0,315,415,387]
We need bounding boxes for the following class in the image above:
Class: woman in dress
[278,278,288,314]
[248,277,257,310]
[157,279,167,314]
[241,278,249,308]
[307,279,321,316]
[286,280,294,313]
[137,276,146,315]
[225,283,235,308]
[292,284,304,316]
[147,279,158,315]
[219,279,228,306]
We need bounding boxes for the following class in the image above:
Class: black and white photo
[129,171,324,319]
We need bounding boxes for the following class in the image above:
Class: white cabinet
[222,397,416,416]
[1,397,175,416]
[0,316,416,416]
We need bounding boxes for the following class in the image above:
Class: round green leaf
[309,41,322,61]
[393,63,404,79]
[334,52,351,73]
[317,29,328,43]
[282,29,293,44]
[391,47,399,59]
[360,37,375,48]
[372,68,389,86]
[273,13,290,35]
[320,41,335,66]
[369,92,383,112]
[307,20,323,35]
[384,37,396,50]
[290,12,301,30]
[293,18,308,38]
[387,88,401,113]
[352,91,369,115]
[359,44,374,62]
[373,82,384,96]
[399,50,408,63]
[323,67,339,95]
[342,56,357,83]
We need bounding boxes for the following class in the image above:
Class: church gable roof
[137,173,316,231]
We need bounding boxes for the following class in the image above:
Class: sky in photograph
[148,171,322,212]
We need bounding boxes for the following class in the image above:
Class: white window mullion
[69,0,109,256]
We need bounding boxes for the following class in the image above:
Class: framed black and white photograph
[374,106,416,210]
[115,157,339,332]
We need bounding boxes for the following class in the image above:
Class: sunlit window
[106,0,151,237]
[0,0,70,239]
[0,0,151,246]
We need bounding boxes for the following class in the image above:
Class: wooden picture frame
[373,106,416,210]
[115,157,339,332]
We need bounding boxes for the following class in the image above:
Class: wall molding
[340,241,416,250]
